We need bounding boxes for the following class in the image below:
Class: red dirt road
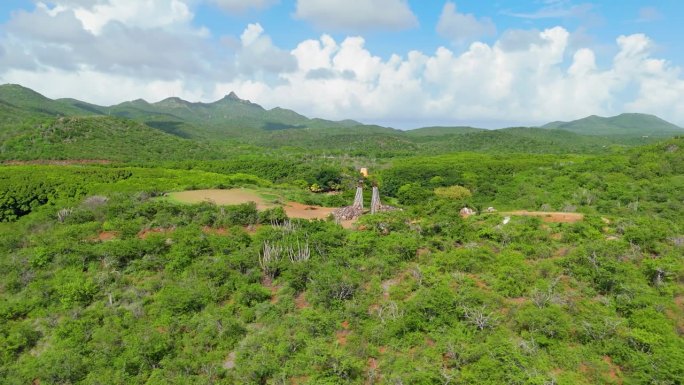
[502,211,584,223]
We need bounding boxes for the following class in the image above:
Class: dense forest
[0,85,683,384]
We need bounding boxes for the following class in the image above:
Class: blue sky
[0,0,683,128]
[188,1,683,61]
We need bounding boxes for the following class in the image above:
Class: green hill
[2,84,684,161]
[0,116,228,162]
[542,113,684,137]
[0,84,98,117]
[1,84,364,140]
[100,92,363,138]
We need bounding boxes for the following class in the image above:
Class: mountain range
[0,83,682,161]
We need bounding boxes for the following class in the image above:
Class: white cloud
[294,0,418,32]
[1,2,218,81]
[437,2,496,44]
[71,0,194,34]
[209,0,278,13]
[240,23,264,46]
[505,1,594,20]
[1,67,203,105]
[237,23,297,74]
[2,3,684,128]
[212,27,684,127]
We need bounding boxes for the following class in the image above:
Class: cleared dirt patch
[366,357,380,384]
[675,295,684,310]
[467,274,489,290]
[202,226,229,236]
[290,376,309,385]
[169,188,270,209]
[602,356,623,384]
[138,227,174,239]
[336,320,351,345]
[168,189,339,221]
[503,211,584,223]
[295,292,310,309]
[336,330,350,345]
[283,201,336,220]
[223,351,236,369]
[90,231,118,242]
[505,297,528,305]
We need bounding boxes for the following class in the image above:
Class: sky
[1,1,683,128]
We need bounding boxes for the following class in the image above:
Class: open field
[167,188,338,221]
[168,188,272,209]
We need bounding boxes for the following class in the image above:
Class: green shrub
[434,185,473,200]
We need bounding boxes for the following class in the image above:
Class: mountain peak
[154,96,192,108]
[215,92,260,108]
[221,92,244,102]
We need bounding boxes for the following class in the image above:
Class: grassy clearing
[165,188,339,221]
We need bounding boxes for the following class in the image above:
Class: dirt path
[283,201,336,220]
[502,211,584,223]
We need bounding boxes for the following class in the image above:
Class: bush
[58,279,98,308]
[434,185,473,200]
[397,183,434,205]
[222,202,259,226]
[309,266,360,309]
[236,284,271,307]
[258,206,288,224]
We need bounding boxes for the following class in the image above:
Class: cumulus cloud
[1,2,217,82]
[2,2,684,127]
[237,23,297,74]
[1,67,204,105]
[294,0,418,32]
[0,1,296,103]
[212,27,684,127]
[497,29,545,52]
[71,0,194,34]
[437,2,496,44]
[209,0,279,13]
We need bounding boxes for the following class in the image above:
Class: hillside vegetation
[543,113,684,137]
[0,84,682,384]
[2,85,681,159]
[0,116,230,162]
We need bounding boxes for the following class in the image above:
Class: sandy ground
[283,201,336,220]
[502,211,584,223]
[168,189,272,209]
[168,188,339,221]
